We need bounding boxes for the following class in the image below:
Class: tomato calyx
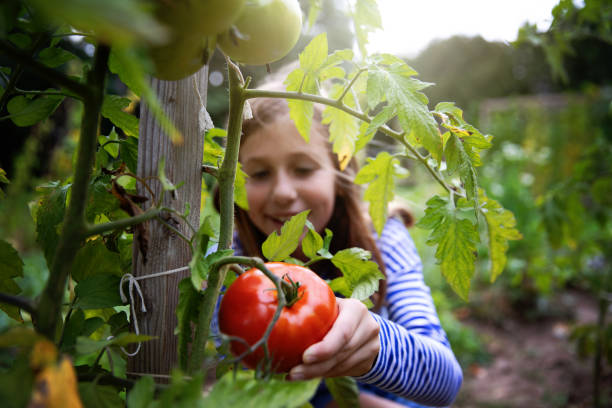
[281,274,303,307]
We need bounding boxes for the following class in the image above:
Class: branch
[0,292,36,315]
[84,208,162,237]
[243,88,452,194]
[35,44,110,339]
[188,57,247,374]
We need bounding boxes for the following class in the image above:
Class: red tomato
[219,262,338,373]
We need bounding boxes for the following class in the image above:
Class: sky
[367,0,560,58]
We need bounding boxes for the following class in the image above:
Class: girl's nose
[271,171,297,204]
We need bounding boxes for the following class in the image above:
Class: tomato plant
[217,0,303,65]
[219,262,338,373]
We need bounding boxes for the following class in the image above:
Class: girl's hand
[288,297,380,380]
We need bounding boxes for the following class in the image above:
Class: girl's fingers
[289,298,380,379]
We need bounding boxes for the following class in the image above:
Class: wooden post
[128,66,208,378]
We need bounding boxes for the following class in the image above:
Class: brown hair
[233,96,389,308]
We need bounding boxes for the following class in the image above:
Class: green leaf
[78,382,125,408]
[0,168,9,184]
[479,190,522,282]
[156,371,205,407]
[203,371,319,408]
[366,59,441,161]
[0,241,23,321]
[435,102,492,166]
[354,152,408,236]
[353,0,382,57]
[322,84,360,170]
[262,211,310,261]
[301,222,323,260]
[7,94,64,127]
[330,248,384,302]
[85,177,120,222]
[98,127,120,158]
[203,128,226,165]
[325,377,359,408]
[176,278,203,370]
[38,46,77,68]
[189,249,233,291]
[120,135,139,173]
[101,95,139,137]
[299,32,328,73]
[444,132,478,202]
[234,162,249,210]
[76,332,155,356]
[29,0,167,46]
[70,239,122,282]
[75,275,123,309]
[35,183,68,268]
[286,69,315,143]
[127,376,155,408]
[416,195,479,301]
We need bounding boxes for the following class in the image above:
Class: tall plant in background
[0,0,521,405]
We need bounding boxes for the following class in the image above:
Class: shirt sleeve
[353,217,463,407]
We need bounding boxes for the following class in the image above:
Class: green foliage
[329,248,383,304]
[354,151,408,236]
[6,93,65,127]
[0,239,24,321]
[417,195,479,300]
[202,371,319,407]
[325,376,360,408]
[262,210,310,262]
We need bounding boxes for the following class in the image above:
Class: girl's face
[240,116,336,236]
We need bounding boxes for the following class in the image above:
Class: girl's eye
[294,167,314,176]
[249,170,270,180]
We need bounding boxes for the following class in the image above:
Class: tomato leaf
[78,382,124,408]
[35,183,69,268]
[203,128,226,165]
[70,239,122,282]
[190,249,233,291]
[203,371,319,408]
[479,190,522,282]
[75,275,123,309]
[75,332,155,356]
[7,94,64,127]
[126,376,155,408]
[330,248,384,302]
[101,95,139,137]
[325,377,360,408]
[262,211,310,262]
[0,240,24,322]
[306,0,323,30]
[234,162,249,210]
[416,195,479,301]
[354,152,408,236]
[176,278,203,370]
[38,45,77,68]
[444,132,478,202]
[322,84,360,170]
[301,221,323,260]
[366,57,442,162]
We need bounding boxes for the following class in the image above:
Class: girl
[221,95,463,407]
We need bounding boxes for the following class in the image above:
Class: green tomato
[217,0,303,65]
[161,0,247,37]
[149,31,207,81]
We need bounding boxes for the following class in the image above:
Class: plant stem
[34,44,109,340]
[84,208,162,237]
[0,292,36,315]
[188,58,246,374]
[243,88,452,194]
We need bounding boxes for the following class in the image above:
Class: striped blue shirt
[353,217,463,406]
[213,217,462,407]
